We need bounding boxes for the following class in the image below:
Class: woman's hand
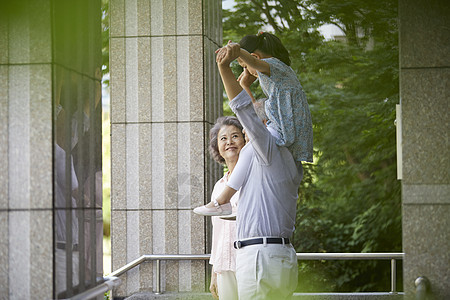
[238,68,257,89]
[209,271,219,299]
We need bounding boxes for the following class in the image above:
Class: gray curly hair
[209,116,244,164]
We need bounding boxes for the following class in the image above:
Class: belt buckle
[234,240,242,249]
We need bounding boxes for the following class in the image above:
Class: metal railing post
[155,259,161,294]
[390,258,397,293]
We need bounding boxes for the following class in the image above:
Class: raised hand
[225,41,241,61]
[215,41,241,66]
[215,46,228,65]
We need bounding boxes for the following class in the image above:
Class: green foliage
[101,0,110,237]
[102,0,109,85]
[223,0,401,292]
[102,112,111,237]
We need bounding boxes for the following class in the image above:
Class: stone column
[0,2,53,298]
[399,0,449,298]
[110,0,222,296]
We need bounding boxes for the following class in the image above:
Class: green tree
[102,0,109,85]
[101,0,111,239]
[223,0,401,292]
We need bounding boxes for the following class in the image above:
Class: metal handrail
[295,252,403,260]
[109,254,211,278]
[415,276,430,300]
[295,253,403,293]
[69,276,121,300]
[108,252,403,295]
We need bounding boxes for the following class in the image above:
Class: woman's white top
[209,172,240,273]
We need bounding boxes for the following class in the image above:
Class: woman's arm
[215,185,238,205]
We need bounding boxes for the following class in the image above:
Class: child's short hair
[239,32,291,66]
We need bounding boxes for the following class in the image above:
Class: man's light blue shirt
[228,90,302,240]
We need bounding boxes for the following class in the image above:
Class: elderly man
[215,43,303,299]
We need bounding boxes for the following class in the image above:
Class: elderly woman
[207,116,245,300]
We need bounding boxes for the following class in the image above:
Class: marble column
[110,0,223,296]
[399,0,449,298]
[0,2,54,298]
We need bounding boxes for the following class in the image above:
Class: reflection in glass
[54,67,103,298]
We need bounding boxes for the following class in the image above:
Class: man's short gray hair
[253,98,268,122]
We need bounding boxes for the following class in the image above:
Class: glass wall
[52,0,103,298]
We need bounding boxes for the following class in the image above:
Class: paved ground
[122,292,404,300]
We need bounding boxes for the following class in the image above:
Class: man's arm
[216,45,243,100]
[216,45,274,165]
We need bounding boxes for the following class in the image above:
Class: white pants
[217,270,239,300]
[55,248,79,295]
[236,243,298,300]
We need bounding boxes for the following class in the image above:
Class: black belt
[57,242,78,251]
[234,237,290,249]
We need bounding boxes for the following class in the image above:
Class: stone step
[123,292,211,300]
[122,292,404,300]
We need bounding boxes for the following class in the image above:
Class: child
[194,32,313,216]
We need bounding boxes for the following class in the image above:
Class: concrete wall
[399,0,449,298]
[110,0,223,297]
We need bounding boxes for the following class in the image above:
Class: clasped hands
[215,40,240,66]
[216,41,257,87]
